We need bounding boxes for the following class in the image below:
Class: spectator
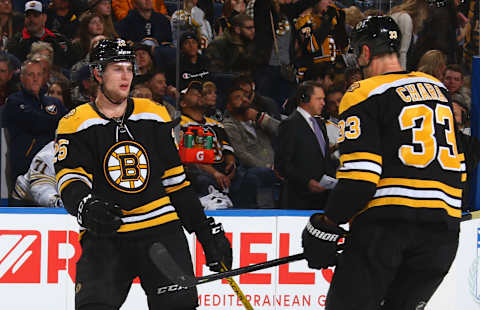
[167,32,210,91]
[275,81,336,210]
[131,82,153,99]
[133,42,156,84]
[324,86,343,162]
[71,64,97,108]
[408,0,459,69]
[112,0,167,22]
[115,0,172,45]
[417,49,447,80]
[7,1,75,69]
[27,46,69,87]
[443,64,471,107]
[0,0,24,50]
[223,86,281,208]
[45,0,83,40]
[254,0,315,106]
[452,92,470,135]
[88,0,118,38]
[0,53,17,107]
[171,0,214,48]
[11,140,63,207]
[47,80,72,110]
[2,59,67,192]
[463,0,478,70]
[146,70,177,118]
[179,81,241,202]
[215,0,245,35]
[71,12,106,64]
[205,13,256,74]
[232,74,281,120]
[201,80,224,122]
[388,0,429,69]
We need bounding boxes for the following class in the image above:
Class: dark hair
[326,85,344,98]
[230,13,252,28]
[445,64,464,77]
[0,53,14,72]
[231,74,253,89]
[303,63,335,82]
[296,81,323,105]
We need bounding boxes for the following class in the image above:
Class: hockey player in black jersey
[54,39,232,310]
[301,16,466,310]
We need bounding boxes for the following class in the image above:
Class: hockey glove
[77,194,123,236]
[195,217,233,272]
[302,213,346,269]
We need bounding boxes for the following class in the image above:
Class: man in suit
[275,81,336,210]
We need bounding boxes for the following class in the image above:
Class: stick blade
[149,242,197,288]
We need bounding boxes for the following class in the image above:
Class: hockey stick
[149,242,305,288]
[220,262,254,310]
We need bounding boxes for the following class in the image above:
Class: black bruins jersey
[325,71,465,225]
[54,98,206,236]
[179,114,235,166]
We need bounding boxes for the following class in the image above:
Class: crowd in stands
[0,0,478,210]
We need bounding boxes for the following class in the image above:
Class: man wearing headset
[275,80,336,210]
[54,38,232,310]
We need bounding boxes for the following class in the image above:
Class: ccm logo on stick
[0,230,41,283]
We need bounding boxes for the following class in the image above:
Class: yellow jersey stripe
[366,197,461,218]
[162,165,185,179]
[377,178,462,198]
[59,178,91,193]
[57,104,108,134]
[340,152,382,165]
[122,196,171,215]
[459,153,465,161]
[130,98,172,122]
[118,212,179,232]
[336,171,380,184]
[461,173,467,182]
[165,180,190,194]
[56,167,93,183]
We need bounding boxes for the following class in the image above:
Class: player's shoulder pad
[339,71,446,115]
[57,103,108,135]
[130,98,172,123]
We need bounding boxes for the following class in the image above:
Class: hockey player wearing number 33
[302,16,473,310]
[54,39,232,310]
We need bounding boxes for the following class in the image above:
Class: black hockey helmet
[350,16,401,59]
[89,38,136,77]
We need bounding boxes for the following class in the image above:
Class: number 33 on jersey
[336,71,465,219]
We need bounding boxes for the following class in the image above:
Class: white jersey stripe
[129,112,167,123]
[373,187,461,208]
[121,205,176,223]
[339,161,382,175]
[57,173,93,191]
[367,77,447,100]
[162,173,186,187]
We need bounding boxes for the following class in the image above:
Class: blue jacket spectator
[115,2,172,44]
[2,59,67,189]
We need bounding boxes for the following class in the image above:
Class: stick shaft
[197,253,305,285]
[221,262,254,310]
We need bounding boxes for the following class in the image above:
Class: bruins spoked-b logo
[103,141,150,193]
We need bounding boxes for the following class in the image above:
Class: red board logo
[0,230,41,283]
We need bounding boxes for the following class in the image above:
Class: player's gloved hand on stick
[302,213,346,269]
[77,194,123,236]
[195,217,233,272]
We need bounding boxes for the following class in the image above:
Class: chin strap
[100,84,126,105]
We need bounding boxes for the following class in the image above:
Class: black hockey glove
[302,213,346,269]
[195,217,233,272]
[77,194,123,236]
